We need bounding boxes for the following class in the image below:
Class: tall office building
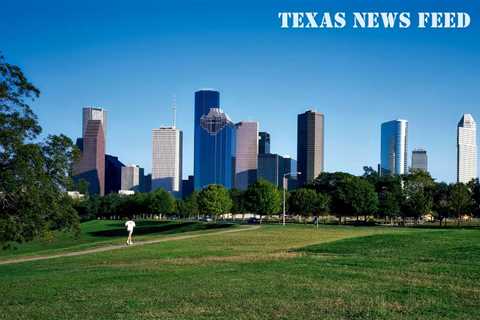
[259,131,271,154]
[105,154,124,194]
[258,153,282,187]
[194,90,236,190]
[411,149,428,172]
[83,107,107,140]
[121,165,141,191]
[297,110,324,186]
[380,119,408,176]
[182,175,195,199]
[257,153,295,188]
[457,114,477,183]
[194,89,220,190]
[152,127,183,194]
[235,121,258,190]
[73,120,106,195]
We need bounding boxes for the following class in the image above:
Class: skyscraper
[235,121,258,190]
[257,153,295,188]
[380,119,408,176]
[105,154,124,194]
[411,149,428,172]
[457,114,477,183]
[152,127,183,194]
[73,120,106,195]
[194,90,236,190]
[83,107,107,140]
[121,165,141,191]
[259,131,271,154]
[258,153,282,186]
[194,89,220,190]
[297,110,324,186]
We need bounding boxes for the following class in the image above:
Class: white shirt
[125,220,136,232]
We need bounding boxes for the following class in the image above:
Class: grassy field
[0,221,479,319]
[0,220,233,259]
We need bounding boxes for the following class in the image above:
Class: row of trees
[74,171,480,226]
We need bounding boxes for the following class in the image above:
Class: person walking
[125,218,136,245]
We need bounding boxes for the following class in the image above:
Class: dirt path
[0,225,261,266]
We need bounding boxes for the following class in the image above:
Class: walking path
[0,225,261,266]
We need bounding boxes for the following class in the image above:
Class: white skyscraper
[152,127,183,194]
[457,114,477,183]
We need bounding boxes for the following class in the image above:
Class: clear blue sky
[2,0,479,182]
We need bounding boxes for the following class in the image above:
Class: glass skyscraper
[194,90,236,190]
[259,131,271,154]
[380,119,408,176]
[411,149,428,172]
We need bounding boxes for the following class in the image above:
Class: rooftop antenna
[172,94,177,128]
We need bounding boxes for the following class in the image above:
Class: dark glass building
[182,175,195,199]
[297,110,324,186]
[258,131,270,154]
[258,154,295,188]
[194,90,236,190]
[105,154,124,194]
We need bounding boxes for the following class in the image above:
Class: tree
[467,179,480,218]
[244,180,281,222]
[288,188,318,221]
[378,190,400,223]
[0,54,80,244]
[313,172,377,223]
[146,189,175,218]
[229,188,247,219]
[432,182,451,226]
[401,171,435,223]
[177,191,199,219]
[198,185,232,220]
[449,183,473,227]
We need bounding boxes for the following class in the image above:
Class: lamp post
[283,171,301,226]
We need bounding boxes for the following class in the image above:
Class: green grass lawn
[0,220,234,259]
[0,222,479,320]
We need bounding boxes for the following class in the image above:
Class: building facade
[380,119,408,176]
[73,120,106,195]
[195,108,236,189]
[297,110,324,186]
[457,114,477,183]
[105,154,124,194]
[257,153,293,188]
[121,165,141,191]
[258,131,271,154]
[152,127,183,194]
[182,175,195,199]
[194,89,220,190]
[235,121,258,190]
[411,149,428,172]
[83,107,107,141]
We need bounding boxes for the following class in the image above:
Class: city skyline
[72,99,478,192]
[2,0,478,183]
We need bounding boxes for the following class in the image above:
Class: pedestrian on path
[125,218,136,245]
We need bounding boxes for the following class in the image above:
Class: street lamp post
[282,172,301,226]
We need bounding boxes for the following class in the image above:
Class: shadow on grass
[89,221,233,238]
